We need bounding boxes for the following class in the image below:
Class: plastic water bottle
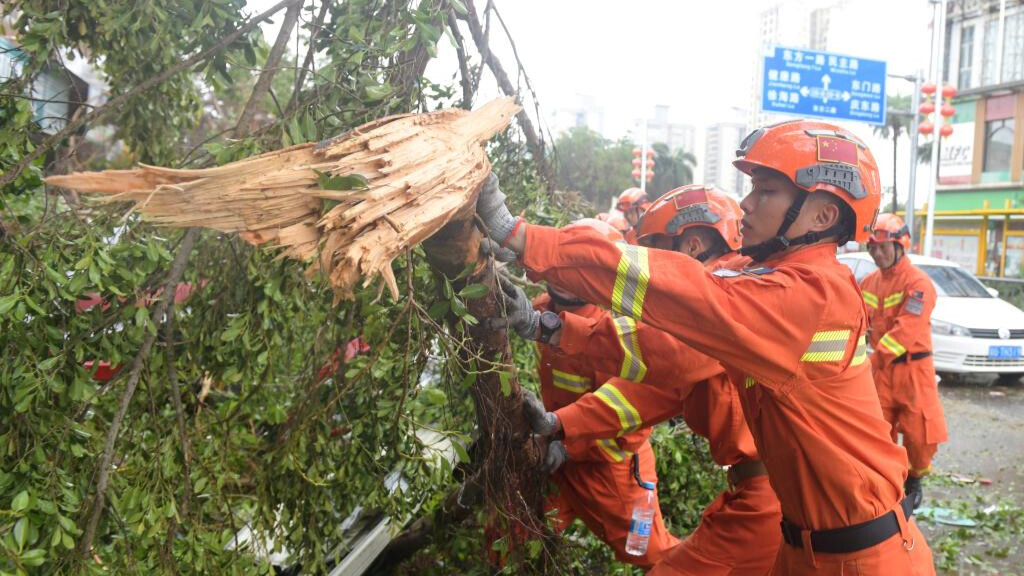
[625,481,656,556]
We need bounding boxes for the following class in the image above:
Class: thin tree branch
[0,0,301,188]
[286,0,331,113]
[459,0,554,192]
[78,228,201,561]
[447,11,474,110]
[235,0,303,134]
[164,305,194,520]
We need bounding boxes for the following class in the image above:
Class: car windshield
[919,265,992,298]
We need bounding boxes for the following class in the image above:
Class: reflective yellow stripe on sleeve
[744,376,757,388]
[862,290,879,309]
[801,329,852,362]
[613,316,648,382]
[611,242,650,321]
[883,292,905,309]
[551,369,591,394]
[596,439,633,463]
[594,383,643,436]
[879,332,907,357]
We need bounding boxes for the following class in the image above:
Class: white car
[837,252,1024,378]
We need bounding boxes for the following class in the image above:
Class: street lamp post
[907,71,923,243]
[885,71,924,248]
[923,0,948,256]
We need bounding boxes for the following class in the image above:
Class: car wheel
[996,373,1022,386]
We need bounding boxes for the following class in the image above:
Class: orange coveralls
[860,256,948,477]
[521,224,935,575]
[552,307,782,575]
[533,293,678,568]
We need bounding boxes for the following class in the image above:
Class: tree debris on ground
[46,98,521,299]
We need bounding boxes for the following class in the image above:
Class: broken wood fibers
[46,98,521,300]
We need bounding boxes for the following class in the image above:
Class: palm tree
[873,95,914,213]
[649,142,697,197]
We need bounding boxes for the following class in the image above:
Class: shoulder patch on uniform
[741,265,776,276]
[912,290,924,299]
[713,268,743,278]
[905,297,924,316]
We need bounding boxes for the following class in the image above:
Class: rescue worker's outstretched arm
[519,225,823,389]
[870,275,936,368]
[554,376,693,444]
[555,310,723,388]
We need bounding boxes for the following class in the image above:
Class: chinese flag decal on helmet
[816,136,859,166]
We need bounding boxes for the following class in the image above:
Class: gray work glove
[475,173,519,246]
[480,238,518,263]
[521,389,558,436]
[541,438,568,474]
[484,276,540,340]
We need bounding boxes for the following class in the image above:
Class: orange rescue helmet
[636,185,743,251]
[733,119,881,245]
[564,217,625,243]
[617,188,651,212]
[868,213,911,250]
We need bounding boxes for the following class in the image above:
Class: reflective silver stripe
[594,384,642,436]
[612,242,650,320]
[801,329,852,363]
[851,335,868,366]
[551,369,590,393]
[613,316,648,381]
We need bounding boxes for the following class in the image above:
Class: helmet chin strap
[547,285,586,308]
[739,191,846,262]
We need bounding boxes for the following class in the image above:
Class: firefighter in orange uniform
[860,213,948,510]
[477,119,936,574]
[521,217,683,569]
[528,185,783,575]
[617,188,651,245]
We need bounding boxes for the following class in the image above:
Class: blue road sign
[761,46,887,125]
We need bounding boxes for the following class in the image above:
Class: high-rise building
[749,0,860,132]
[634,104,697,154]
[703,122,747,198]
[550,93,606,136]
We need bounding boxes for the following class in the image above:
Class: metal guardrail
[978,276,1024,310]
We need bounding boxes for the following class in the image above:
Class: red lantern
[918,121,934,135]
[631,168,642,178]
[645,171,654,181]
[919,101,935,115]
[632,147,641,155]
[941,84,957,99]
[940,124,954,137]
[632,158,642,168]
[922,82,937,96]
[940,103,956,118]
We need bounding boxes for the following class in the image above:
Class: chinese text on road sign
[762,46,887,125]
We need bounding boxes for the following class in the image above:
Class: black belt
[892,351,932,364]
[780,497,914,554]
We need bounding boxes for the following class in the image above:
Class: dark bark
[235,0,303,134]
[458,0,555,193]
[286,0,331,114]
[78,228,201,560]
[393,188,547,568]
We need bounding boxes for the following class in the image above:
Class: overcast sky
[248,0,942,204]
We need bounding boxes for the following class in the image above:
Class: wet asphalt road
[920,375,1024,575]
